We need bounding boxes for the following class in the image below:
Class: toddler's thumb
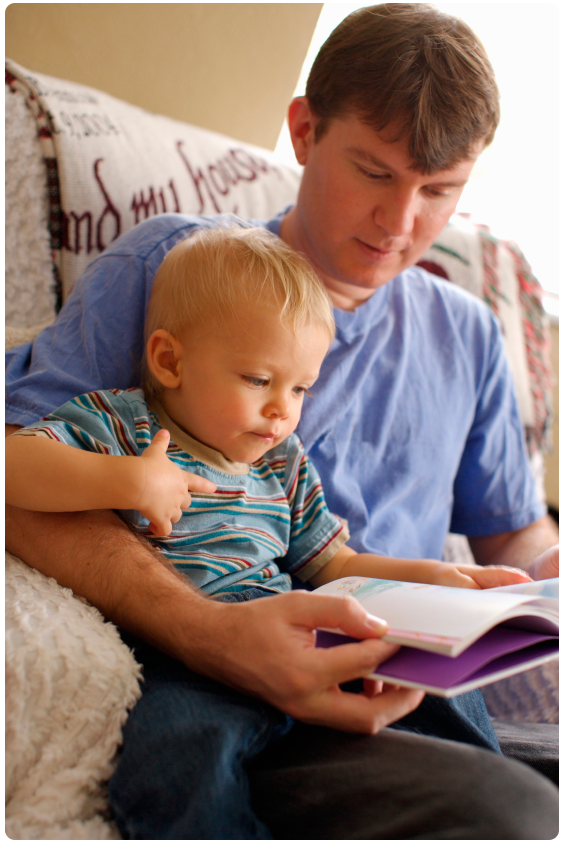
[149,429,170,451]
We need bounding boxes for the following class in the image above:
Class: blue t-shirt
[5,212,544,559]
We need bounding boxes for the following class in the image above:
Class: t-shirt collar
[148,398,250,476]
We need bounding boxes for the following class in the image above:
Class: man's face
[163,305,329,464]
[282,101,481,308]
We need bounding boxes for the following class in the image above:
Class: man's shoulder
[398,264,495,324]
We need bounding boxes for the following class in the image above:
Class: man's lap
[247,721,558,839]
[109,630,558,839]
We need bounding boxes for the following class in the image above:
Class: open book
[313,576,559,697]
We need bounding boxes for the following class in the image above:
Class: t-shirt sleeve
[278,437,349,582]
[5,215,203,427]
[450,311,545,537]
[13,389,145,458]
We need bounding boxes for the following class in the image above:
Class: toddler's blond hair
[143,225,335,398]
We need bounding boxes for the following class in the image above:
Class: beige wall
[544,322,559,511]
[5,3,322,149]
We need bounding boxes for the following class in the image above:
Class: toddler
[6,226,531,598]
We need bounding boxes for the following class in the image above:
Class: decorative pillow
[420,215,553,456]
[5,58,301,305]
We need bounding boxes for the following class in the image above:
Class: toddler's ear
[146,330,183,388]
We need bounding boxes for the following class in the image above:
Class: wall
[544,322,559,513]
[5,3,322,150]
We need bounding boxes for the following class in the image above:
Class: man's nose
[374,189,418,237]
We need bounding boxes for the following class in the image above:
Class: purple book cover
[315,626,558,692]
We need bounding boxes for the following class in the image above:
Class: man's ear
[146,330,183,389]
[287,97,317,167]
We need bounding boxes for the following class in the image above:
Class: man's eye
[426,186,451,198]
[243,375,268,388]
[359,167,387,181]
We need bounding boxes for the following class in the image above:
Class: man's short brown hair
[306,3,500,173]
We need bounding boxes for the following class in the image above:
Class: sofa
[5,59,558,839]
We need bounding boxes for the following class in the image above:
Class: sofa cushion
[5,58,301,305]
[5,553,143,839]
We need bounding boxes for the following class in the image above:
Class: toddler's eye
[293,386,312,397]
[243,375,268,388]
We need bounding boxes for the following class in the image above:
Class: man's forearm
[5,502,226,667]
[5,495,429,733]
[469,515,559,573]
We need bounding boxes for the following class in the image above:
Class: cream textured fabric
[6,59,302,304]
[5,83,57,328]
[5,554,143,839]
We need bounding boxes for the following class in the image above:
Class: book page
[486,577,558,600]
[313,576,551,653]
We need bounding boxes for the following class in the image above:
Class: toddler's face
[166,305,330,464]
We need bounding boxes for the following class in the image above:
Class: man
[5,3,558,839]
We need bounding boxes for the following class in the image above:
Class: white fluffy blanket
[5,554,142,839]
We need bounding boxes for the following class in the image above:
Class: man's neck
[279,208,379,313]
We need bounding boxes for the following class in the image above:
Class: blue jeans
[109,589,503,839]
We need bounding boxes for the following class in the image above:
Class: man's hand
[136,430,216,535]
[195,591,425,734]
[528,544,559,581]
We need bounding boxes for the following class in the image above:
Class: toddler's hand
[137,430,216,536]
[432,562,533,590]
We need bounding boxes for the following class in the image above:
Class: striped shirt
[18,388,349,596]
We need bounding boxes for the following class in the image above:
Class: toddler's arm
[309,545,532,590]
[6,429,215,536]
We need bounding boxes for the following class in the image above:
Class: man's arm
[468,515,559,579]
[5,424,423,734]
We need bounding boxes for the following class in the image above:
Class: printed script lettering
[176,141,283,215]
[61,142,284,255]
[131,181,181,224]
[63,159,121,254]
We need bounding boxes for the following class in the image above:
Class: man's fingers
[303,684,425,734]
[289,591,388,640]
[529,544,559,580]
[363,677,384,697]
[312,638,401,689]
